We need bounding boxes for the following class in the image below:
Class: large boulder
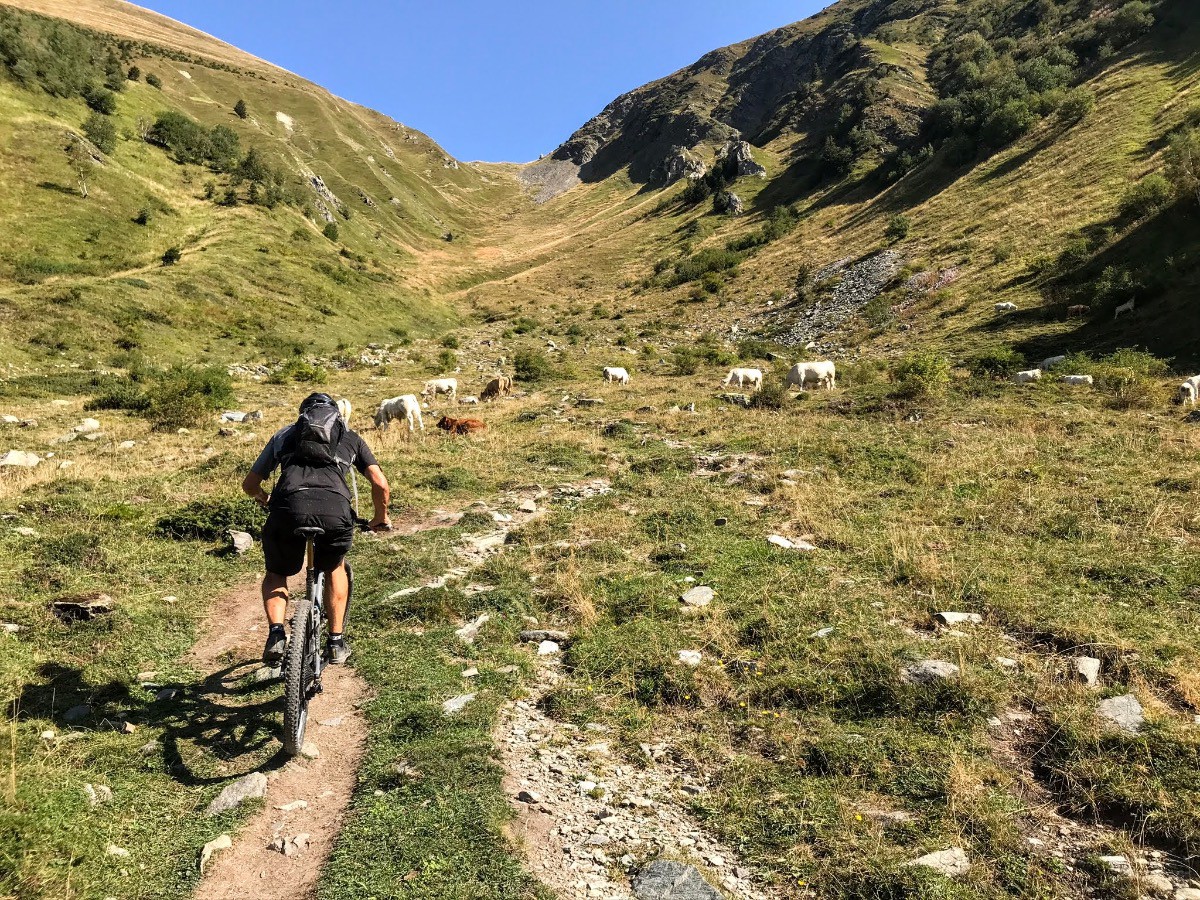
[206,771,267,816]
[656,145,708,185]
[719,140,766,178]
[632,860,723,900]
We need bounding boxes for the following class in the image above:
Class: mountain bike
[281,525,354,756]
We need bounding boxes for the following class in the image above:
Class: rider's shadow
[16,659,292,787]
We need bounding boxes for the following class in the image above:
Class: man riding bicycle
[241,392,391,667]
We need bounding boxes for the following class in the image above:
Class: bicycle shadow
[15,657,292,787]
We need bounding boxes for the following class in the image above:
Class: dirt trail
[190,509,464,899]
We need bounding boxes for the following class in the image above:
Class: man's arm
[365,465,391,530]
[242,471,270,508]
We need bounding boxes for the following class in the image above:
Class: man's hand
[242,472,270,509]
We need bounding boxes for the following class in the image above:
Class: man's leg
[262,572,289,626]
[325,562,348,633]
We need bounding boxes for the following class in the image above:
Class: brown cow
[437,416,487,435]
[481,375,514,402]
[1067,304,1090,317]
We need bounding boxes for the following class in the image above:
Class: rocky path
[499,662,770,900]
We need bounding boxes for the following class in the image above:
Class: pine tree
[234,99,248,119]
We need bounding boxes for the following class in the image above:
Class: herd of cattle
[338,358,1200,438]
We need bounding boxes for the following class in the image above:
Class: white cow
[994,302,1018,312]
[723,368,764,391]
[1179,375,1200,406]
[786,361,836,391]
[1013,369,1043,384]
[1059,375,1094,386]
[336,398,352,425]
[422,378,458,401]
[1039,355,1067,370]
[374,394,424,434]
[603,366,630,385]
[1114,298,1135,319]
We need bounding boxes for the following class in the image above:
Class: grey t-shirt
[252,424,378,507]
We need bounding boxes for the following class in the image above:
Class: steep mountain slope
[0,0,525,366]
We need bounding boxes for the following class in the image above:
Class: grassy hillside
[3,1,1200,900]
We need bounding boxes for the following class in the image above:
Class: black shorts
[262,492,354,577]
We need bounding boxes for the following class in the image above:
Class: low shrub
[968,348,1026,377]
[514,349,552,382]
[269,358,328,385]
[891,351,951,398]
[1119,174,1173,221]
[156,496,263,541]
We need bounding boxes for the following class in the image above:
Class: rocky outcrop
[654,146,707,185]
[718,140,765,178]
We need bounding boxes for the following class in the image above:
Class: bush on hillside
[1058,87,1095,124]
[1119,174,1173,221]
[748,377,790,410]
[234,98,248,119]
[514,349,553,382]
[886,214,911,241]
[127,66,140,82]
[968,348,1025,377]
[268,358,327,385]
[162,246,181,266]
[83,86,116,115]
[82,112,117,154]
[145,72,162,89]
[1165,128,1200,206]
[156,496,263,541]
[891,351,951,398]
[671,248,742,285]
[322,222,340,241]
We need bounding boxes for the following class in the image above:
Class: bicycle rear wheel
[282,572,324,755]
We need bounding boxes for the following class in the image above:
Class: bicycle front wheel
[282,573,323,755]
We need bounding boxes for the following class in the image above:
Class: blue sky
[137,1,827,162]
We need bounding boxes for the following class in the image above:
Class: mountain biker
[241,392,391,666]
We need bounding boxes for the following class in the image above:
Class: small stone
[908,847,970,878]
[300,741,320,758]
[496,665,519,675]
[677,650,702,667]
[74,418,101,433]
[714,517,728,526]
[461,667,479,678]
[206,771,268,816]
[520,629,570,644]
[84,783,113,806]
[1097,855,1131,876]
[275,800,308,812]
[1073,656,1102,686]
[1,623,21,634]
[810,627,834,639]
[50,593,114,623]
[199,834,231,872]
[442,693,475,716]
[455,613,490,644]
[106,844,130,858]
[255,666,281,682]
[64,704,92,722]
[519,499,538,513]
[996,657,1019,670]
[680,586,714,607]
[517,789,541,804]
[117,440,136,450]
[1174,888,1200,900]
[901,660,960,684]
[12,526,37,537]
[537,640,561,656]
[1142,873,1173,896]
[155,688,178,701]
[40,730,56,741]
[229,531,253,554]
[935,611,983,626]
[1097,694,1144,734]
[138,740,161,755]
[632,859,723,899]
[578,780,597,794]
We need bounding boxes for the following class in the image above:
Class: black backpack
[287,400,345,466]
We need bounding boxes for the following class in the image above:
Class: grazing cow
[374,395,424,435]
[1039,355,1067,370]
[603,366,631,385]
[437,416,486,435]
[481,375,514,401]
[422,378,458,401]
[786,361,836,391]
[994,302,1018,312]
[336,398,352,425]
[1067,304,1090,317]
[1060,375,1094,386]
[1013,369,1043,384]
[1114,298,1135,319]
[723,368,764,391]
[1179,375,1200,407]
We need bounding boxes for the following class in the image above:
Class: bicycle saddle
[293,526,326,538]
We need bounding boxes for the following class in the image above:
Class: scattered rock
[996,657,1019,670]
[205,771,268,816]
[520,629,570,645]
[105,844,130,858]
[934,612,983,626]
[117,440,136,450]
[1097,693,1144,733]
[680,586,714,608]
[64,703,92,722]
[455,613,490,644]
[810,627,835,639]
[537,640,561,656]
[678,650,703,667]
[1175,888,1200,900]
[766,534,817,551]
[908,847,970,878]
[300,741,320,759]
[199,834,231,873]
[84,783,113,806]
[719,139,767,178]
[1096,855,1132,876]
[1,623,21,634]
[519,499,538,513]
[442,693,475,716]
[901,660,960,684]
[229,531,253,554]
[50,593,114,623]
[12,526,38,537]
[1073,656,1102,686]
[517,789,541,804]
[1142,873,1173,896]
[138,740,161,756]
[73,418,101,433]
[155,688,178,701]
[461,667,479,678]
[0,450,41,467]
[275,800,308,812]
[633,859,724,899]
